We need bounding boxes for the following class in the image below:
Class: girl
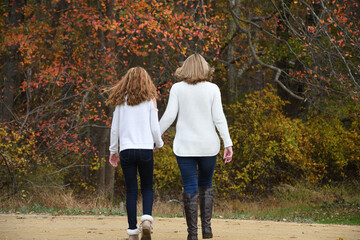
[106,67,163,240]
[159,54,233,240]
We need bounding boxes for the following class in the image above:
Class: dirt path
[0,214,359,240]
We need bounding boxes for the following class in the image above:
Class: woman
[106,67,164,240]
[159,54,233,240]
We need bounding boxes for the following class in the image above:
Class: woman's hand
[223,146,233,163]
[109,153,120,167]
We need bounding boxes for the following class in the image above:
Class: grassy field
[1,183,359,225]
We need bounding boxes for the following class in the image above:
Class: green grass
[231,201,360,225]
[0,203,125,216]
[1,200,359,225]
[312,201,360,225]
[212,182,360,225]
[1,182,359,225]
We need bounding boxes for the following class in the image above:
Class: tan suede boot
[127,228,139,240]
[140,215,153,240]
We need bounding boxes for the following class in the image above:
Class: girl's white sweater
[159,81,232,157]
[109,100,163,154]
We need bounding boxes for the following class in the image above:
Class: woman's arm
[211,86,233,148]
[212,87,233,162]
[150,99,164,148]
[159,87,179,134]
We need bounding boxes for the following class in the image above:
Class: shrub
[153,130,182,198]
[0,125,42,195]
[303,114,360,183]
[213,85,359,198]
[214,86,311,198]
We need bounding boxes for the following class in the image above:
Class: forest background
[1,0,359,223]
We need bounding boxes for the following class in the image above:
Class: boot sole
[141,228,151,240]
[202,231,213,239]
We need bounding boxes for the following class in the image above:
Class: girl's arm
[109,106,120,154]
[159,87,179,134]
[150,99,164,148]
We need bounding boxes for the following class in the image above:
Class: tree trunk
[226,0,240,104]
[1,0,25,122]
[97,127,113,198]
[96,0,115,200]
[275,0,305,117]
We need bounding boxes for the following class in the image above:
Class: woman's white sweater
[109,100,164,154]
[159,81,232,157]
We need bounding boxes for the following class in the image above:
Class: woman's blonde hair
[174,54,214,84]
[105,67,157,107]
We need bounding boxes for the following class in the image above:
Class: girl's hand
[109,153,120,167]
[223,146,233,163]
[153,143,158,152]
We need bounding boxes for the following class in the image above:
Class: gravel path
[0,214,359,240]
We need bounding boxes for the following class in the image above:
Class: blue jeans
[176,155,217,197]
[120,149,154,230]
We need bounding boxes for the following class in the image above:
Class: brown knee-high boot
[183,192,198,240]
[199,186,214,239]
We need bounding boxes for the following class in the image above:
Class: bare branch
[228,0,305,101]
[25,179,70,189]
[42,162,91,176]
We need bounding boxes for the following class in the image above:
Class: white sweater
[109,100,164,154]
[159,81,232,157]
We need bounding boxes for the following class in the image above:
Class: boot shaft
[183,193,198,240]
[199,186,214,239]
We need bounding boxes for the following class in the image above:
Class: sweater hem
[120,143,155,152]
[173,150,220,157]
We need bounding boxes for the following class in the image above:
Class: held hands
[223,146,233,163]
[153,143,158,152]
[109,153,120,167]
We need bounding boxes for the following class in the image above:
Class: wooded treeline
[1,0,359,200]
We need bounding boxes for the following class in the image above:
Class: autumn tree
[1,0,359,200]
[0,0,224,198]
[222,0,359,110]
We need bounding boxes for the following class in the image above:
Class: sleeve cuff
[224,140,233,148]
[156,141,164,148]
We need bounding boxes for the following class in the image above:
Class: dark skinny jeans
[120,149,154,230]
[176,155,217,197]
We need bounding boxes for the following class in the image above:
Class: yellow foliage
[153,130,182,197]
[3,86,357,200]
[153,86,359,199]
[303,114,360,182]
[0,126,42,193]
[212,85,360,198]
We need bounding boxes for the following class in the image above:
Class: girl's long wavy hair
[105,67,157,107]
[175,53,214,84]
